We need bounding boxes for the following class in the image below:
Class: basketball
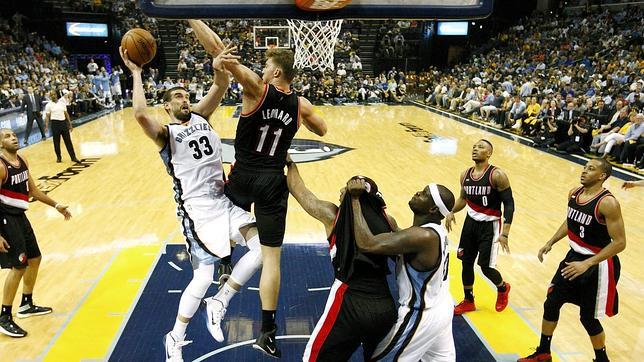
[120,28,157,66]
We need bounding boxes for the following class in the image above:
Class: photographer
[556,115,590,154]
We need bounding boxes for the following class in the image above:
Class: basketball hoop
[287,19,343,71]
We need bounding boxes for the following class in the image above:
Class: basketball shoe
[0,315,27,338]
[16,304,53,318]
[205,297,226,342]
[454,299,476,315]
[163,332,192,362]
[253,327,281,358]
[517,350,552,362]
[496,282,511,312]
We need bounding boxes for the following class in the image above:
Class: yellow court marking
[44,244,160,361]
[448,251,562,361]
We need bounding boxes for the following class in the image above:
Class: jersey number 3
[189,136,214,159]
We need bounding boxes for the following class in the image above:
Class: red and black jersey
[567,187,613,255]
[234,83,300,171]
[462,165,502,221]
[0,155,29,214]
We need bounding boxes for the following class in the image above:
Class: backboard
[139,0,493,20]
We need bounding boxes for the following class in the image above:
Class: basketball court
[0,103,642,361]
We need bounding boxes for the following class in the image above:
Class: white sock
[172,319,188,340]
[215,283,237,308]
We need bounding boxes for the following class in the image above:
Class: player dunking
[518,158,625,362]
[189,20,327,357]
[287,160,396,362]
[446,139,515,315]
[348,180,457,361]
[0,129,72,338]
[120,46,262,362]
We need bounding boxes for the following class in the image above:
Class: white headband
[428,183,450,217]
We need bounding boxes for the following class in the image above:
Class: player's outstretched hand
[497,235,510,254]
[55,204,72,220]
[347,179,366,197]
[119,47,142,73]
[213,43,240,73]
[537,243,551,262]
[445,212,456,233]
[561,260,590,280]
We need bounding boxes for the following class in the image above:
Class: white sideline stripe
[307,287,331,292]
[247,287,260,291]
[167,290,183,294]
[168,261,182,271]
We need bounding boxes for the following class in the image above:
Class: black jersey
[0,155,30,214]
[567,187,613,255]
[234,83,300,171]
[462,164,502,221]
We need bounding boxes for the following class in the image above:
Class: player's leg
[205,205,262,342]
[455,216,477,315]
[477,219,510,312]
[0,214,29,337]
[17,216,52,318]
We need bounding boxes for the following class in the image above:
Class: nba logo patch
[18,253,27,265]
[457,248,464,259]
[547,283,555,294]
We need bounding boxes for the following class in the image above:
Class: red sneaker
[517,350,552,362]
[496,282,511,312]
[454,299,476,315]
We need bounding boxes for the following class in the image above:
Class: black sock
[1,305,11,317]
[261,310,276,332]
[497,282,507,293]
[464,289,474,302]
[594,347,608,362]
[537,334,552,353]
[21,293,33,307]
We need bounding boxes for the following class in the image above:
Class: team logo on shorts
[18,253,27,264]
[221,139,352,164]
[457,248,464,258]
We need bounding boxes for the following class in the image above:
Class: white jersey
[160,113,225,207]
[395,222,451,310]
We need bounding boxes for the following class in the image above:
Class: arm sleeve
[499,187,515,225]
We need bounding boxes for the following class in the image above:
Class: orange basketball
[121,28,157,66]
[295,0,352,11]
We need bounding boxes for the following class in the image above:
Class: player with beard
[120,46,264,362]
[0,129,72,338]
[348,180,457,361]
[446,139,515,315]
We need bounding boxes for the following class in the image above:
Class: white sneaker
[622,163,635,168]
[163,332,192,362]
[205,298,227,342]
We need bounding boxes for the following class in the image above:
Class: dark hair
[479,139,493,151]
[266,48,296,83]
[162,86,187,103]
[593,157,612,180]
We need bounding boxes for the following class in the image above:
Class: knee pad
[185,263,214,299]
[230,236,263,286]
[580,316,603,336]
[543,295,563,322]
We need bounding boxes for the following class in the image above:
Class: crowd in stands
[421,6,644,171]
[0,14,127,118]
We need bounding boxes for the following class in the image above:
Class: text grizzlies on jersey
[262,108,294,125]
[174,123,210,143]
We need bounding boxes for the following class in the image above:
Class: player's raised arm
[188,20,265,99]
[286,156,337,234]
[445,170,467,232]
[192,44,241,119]
[119,47,168,149]
[299,97,327,136]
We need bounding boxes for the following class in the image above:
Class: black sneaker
[252,327,281,358]
[216,261,233,289]
[0,315,27,338]
[16,304,53,319]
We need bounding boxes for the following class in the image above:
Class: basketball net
[287,19,343,71]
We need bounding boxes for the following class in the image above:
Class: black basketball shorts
[0,213,41,269]
[225,167,288,247]
[457,215,502,268]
